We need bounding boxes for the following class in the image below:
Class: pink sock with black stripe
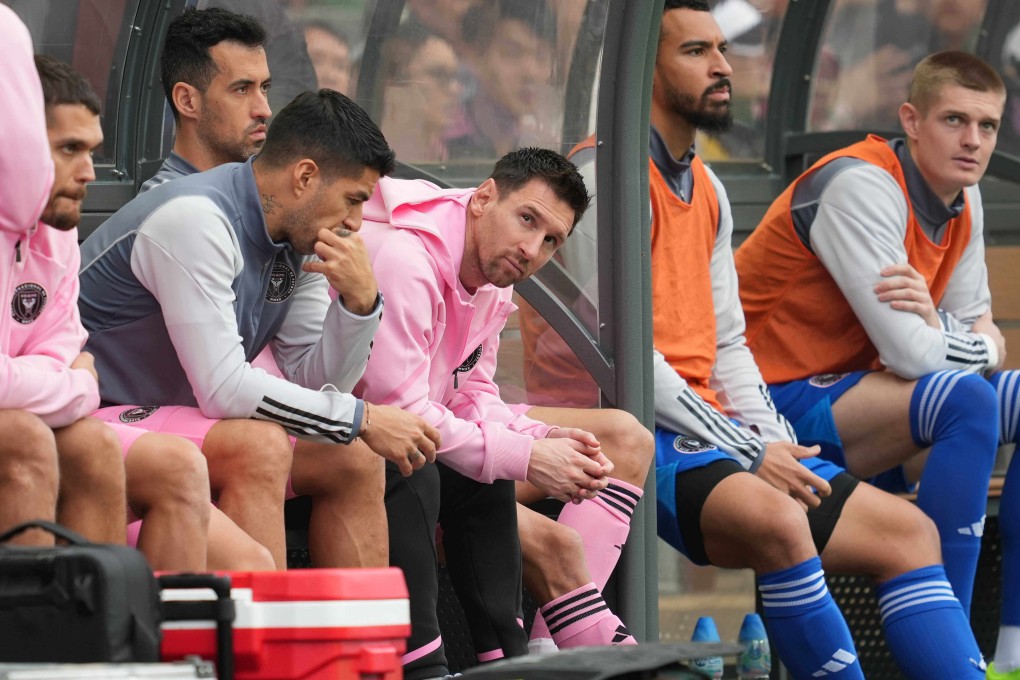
[531,478,642,641]
[541,583,636,648]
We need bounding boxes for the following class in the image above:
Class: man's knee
[0,410,59,493]
[749,499,815,565]
[56,417,124,488]
[126,434,210,513]
[873,502,942,573]
[931,371,999,427]
[705,489,815,572]
[206,420,292,490]
[598,409,654,481]
[295,439,384,498]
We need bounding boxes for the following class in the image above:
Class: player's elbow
[195,391,246,421]
[879,350,937,381]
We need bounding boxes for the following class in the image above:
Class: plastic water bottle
[737,613,772,679]
[689,616,724,679]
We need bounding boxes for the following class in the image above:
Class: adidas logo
[957,516,986,537]
[611,624,631,644]
[811,649,858,676]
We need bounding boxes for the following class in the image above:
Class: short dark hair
[462,0,556,52]
[664,0,710,12]
[489,148,591,228]
[160,7,267,121]
[909,51,1006,115]
[256,89,396,180]
[34,55,101,115]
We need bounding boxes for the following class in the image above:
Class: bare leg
[517,504,589,604]
[291,438,386,567]
[820,482,940,580]
[54,416,126,544]
[700,471,816,571]
[201,419,292,569]
[206,507,275,571]
[830,372,921,477]
[0,410,59,545]
[125,432,210,571]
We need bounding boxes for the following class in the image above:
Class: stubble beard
[40,194,85,231]
[481,252,527,288]
[198,117,263,165]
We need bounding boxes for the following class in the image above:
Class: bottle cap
[738,613,768,641]
[691,616,721,643]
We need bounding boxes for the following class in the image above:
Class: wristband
[361,403,371,437]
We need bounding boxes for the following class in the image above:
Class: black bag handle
[159,573,235,680]
[0,520,88,545]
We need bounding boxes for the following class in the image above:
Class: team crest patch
[809,373,850,388]
[119,406,160,423]
[672,436,717,454]
[11,282,47,324]
[266,262,296,303]
[456,345,483,374]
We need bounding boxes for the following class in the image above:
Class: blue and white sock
[877,565,985,678]
[991,371,1020,672]
[757,556,863,680]
[911,370,998,614]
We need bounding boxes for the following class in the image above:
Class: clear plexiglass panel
[4,0,142,165]
[697,0,790,163]
[807,0,988,133]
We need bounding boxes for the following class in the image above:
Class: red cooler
[160,569,409,680]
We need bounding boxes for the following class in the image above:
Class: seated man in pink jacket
[8,51,271,570]
[0,7,126,548]
[356,148,647,679]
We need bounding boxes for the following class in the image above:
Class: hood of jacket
[0,6,53,238]
[363,176,478,293]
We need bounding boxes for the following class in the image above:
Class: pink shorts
[92,404,298,500]
[103,420,147,525]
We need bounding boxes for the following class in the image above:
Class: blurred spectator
[811,0,986,131]
[403,0,479,53]
[699,0,789,160]
[380,23,463,162]
[999,21,1020,154]
[302,20,352,95]
[449,0,559,160]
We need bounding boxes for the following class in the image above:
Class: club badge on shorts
[119,406,160,423]
[809,373,849,388]
[672,435,717,454]
[11,282,46,324]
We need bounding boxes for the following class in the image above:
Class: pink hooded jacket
[0,7,100,427]
[356,176,553,483]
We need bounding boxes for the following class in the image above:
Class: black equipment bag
[0,520,161,663]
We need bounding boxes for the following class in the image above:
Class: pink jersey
[0,7,100,428]
[355,177,552,484]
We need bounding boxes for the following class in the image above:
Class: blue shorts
[654,426,847,562]
[770,371,915,494]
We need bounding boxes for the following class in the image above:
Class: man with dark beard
[646,2,985,678]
